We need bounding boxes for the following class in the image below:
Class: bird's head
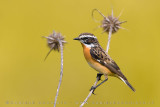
[74,33,99,48]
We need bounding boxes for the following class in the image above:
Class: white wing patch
[97,59,100,62]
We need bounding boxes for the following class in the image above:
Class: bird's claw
[90,86,96,95]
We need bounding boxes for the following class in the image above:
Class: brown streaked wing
[90,47,127,80]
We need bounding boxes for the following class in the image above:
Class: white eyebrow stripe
[79,35,97,39]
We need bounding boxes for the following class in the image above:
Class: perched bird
[74,33,135,93]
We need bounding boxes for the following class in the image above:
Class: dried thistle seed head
[47,31,66,51]
[92,9,126,34]
[102,15,126,33]
[43,31,66,60]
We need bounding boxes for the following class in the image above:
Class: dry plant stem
[54,41,63,107]
[106,27,113,53]
[80,77,99,107]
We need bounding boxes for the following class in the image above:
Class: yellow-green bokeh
[0,0,159,107]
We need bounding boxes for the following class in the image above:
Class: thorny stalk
[54,40,63,107]
[80,77,99,107]
[106,27,112,53]
[43,31,66,107]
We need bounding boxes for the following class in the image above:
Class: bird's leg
[90,73,103,94]
[90,76,108,94]
[95,78,108,89]
[96,73,103,81]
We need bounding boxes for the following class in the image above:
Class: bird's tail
[119,77,136,92]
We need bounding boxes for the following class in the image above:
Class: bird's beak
[73,37,80,40]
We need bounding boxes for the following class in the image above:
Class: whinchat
[74,33,135,93]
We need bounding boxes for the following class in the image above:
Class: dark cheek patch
[87,39,95,44]
[84,39,91,44]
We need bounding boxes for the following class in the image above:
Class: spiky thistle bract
[43,31,66,61]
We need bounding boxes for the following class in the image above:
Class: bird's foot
[89,86,97,95]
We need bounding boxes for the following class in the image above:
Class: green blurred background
[0,0,159,107]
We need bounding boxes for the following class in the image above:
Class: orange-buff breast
[81,43,113,76]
